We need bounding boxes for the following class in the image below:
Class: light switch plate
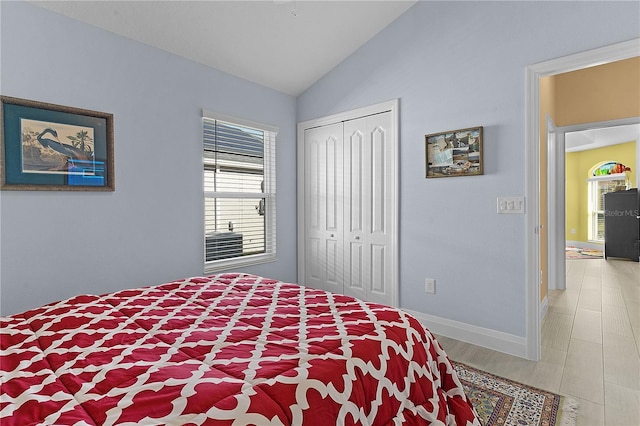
[497,196,525,214]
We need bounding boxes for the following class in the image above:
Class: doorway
[525,38,640,361]
[548,120,640,292]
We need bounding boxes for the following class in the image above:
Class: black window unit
[206,232,243,262]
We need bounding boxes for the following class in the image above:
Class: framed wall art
[1,96,114,191]
[425,126,483,178]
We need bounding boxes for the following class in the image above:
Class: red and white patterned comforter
[1,273,479,425]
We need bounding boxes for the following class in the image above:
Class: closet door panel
[325,238,341,293]
[343,120,367,301]
[305,136,323,290]
[346,241,365,297]
[370,126,386,234]
[348,130,364,234]
[304,124,344,293]
[324,132,344,294]
[369,244,386,295]
[308,238,322,286]
[364,112,394,306]
[309,139,320,229]
[325,135,339,232]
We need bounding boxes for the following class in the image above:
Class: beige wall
[553,57,640,127]
[539,56,639,302]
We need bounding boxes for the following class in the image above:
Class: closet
[297,101,398,307]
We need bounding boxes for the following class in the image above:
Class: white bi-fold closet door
[298,101,398,307]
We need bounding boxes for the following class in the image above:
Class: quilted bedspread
[1,273,479,425]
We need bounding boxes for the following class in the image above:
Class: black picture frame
[1,96,114,191]
[425,126,483,178]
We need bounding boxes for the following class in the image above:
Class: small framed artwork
[425,126,483,178]
[1,96,114,191]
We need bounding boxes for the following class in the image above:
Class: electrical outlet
[425,278,436,294]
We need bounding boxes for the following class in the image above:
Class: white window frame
[587,173,627,242]
[202,110,277,273]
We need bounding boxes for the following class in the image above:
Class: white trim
[539,296,548,322]
[297,99,400,307]
[527,39,640,76]
[525,64,542,361]
[525,38,640,361]
[297,99,398,131]
[556,118,640,137]
[204,254,277,274]
[404,309,528,359]
[202,109,279,134]
[587,172,628,182]
[547,115,566,292]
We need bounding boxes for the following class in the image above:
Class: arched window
[587,162,631,241]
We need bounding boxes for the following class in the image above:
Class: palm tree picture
[67,130,94,158]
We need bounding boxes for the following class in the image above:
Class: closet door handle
[355,236,360,240]
[330,234,335,238]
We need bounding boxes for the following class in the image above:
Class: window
[203,112,277,272]
[587,162,629,242]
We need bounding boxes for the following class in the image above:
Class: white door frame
[546,116,566,292]
[525,38,640,360]
[296,99,400,306]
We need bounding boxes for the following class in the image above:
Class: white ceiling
[31,0,416,96]
[565,124,640,152]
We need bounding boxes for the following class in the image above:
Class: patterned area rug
[453,362,578,426]
[566,245,603,259]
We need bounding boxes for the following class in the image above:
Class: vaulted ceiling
[31,1,416,96]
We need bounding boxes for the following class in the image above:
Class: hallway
[437,257,640,425]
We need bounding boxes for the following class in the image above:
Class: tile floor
[436,258,640,426]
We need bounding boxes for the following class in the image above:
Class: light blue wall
[2,1,639,340]
[0,1,298,315]
[298,1,640,336]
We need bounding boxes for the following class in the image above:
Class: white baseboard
[403,308,528,359]
[540,296,548,321]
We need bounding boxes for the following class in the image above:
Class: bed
[1,273,479,425]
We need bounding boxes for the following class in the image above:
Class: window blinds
[202,112,277,271]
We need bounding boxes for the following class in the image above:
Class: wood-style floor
[436,258,640,426]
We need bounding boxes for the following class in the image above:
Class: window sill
[586,173,627,182]
[204,254,277,275]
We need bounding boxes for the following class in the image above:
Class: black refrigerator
[604,188,640,262]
